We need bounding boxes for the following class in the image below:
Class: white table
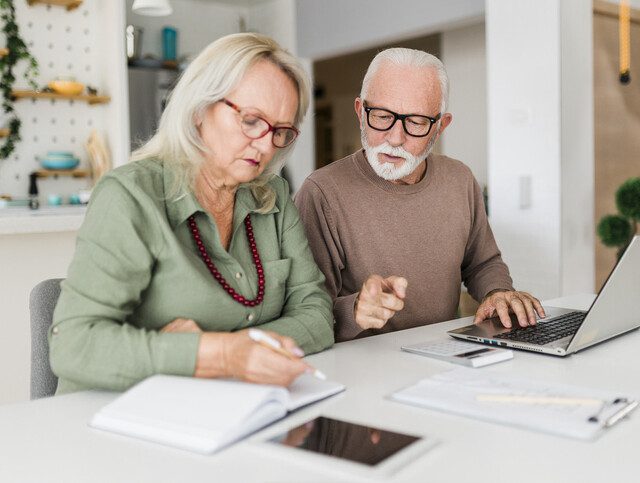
[1,295,638,483]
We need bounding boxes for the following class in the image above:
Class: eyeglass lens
[239,112,297,148]
[367,108,436,137]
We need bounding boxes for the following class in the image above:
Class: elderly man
[295,48,545,342]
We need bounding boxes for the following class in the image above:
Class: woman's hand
[195,329,310,387]
[160,318,203,333]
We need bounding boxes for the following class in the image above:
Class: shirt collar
[163,163,279,229]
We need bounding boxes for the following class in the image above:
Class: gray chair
[29,278,63,399]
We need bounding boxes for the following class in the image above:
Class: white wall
[559,0,595,295]
[296,0,485,60]
[440,22,487,187]
[245,0,296,50]
[97,1,129,168]
[486,0,594,299]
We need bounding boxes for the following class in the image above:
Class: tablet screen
[269,416,421,466]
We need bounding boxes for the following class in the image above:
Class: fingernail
[292,347,304,357]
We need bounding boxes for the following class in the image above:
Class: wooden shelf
[0,128,9,138]
[27,0,83,11]
[0,48,9,58]
[34,169,90,178]
[11,90,110,105]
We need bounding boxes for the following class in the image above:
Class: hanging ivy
[0,0,39,159]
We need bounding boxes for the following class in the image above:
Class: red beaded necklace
[188,214,265,307]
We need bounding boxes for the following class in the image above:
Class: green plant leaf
[616,177,640,221]
[597,214,632,247]
[0,0,40,159]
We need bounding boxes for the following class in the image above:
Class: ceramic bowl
[48,80,85,96]
[46,150,74,158]
[41,157,80,170]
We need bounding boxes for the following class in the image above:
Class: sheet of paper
[391,368,635,440]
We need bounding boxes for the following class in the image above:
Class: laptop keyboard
[495,311,586,345]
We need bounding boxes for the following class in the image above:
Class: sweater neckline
[354,149,435,194]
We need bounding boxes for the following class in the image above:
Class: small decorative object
[85,130,112,183]
[597,177,640,258]
[40,150,80,170]
[132,0,172,16]
[162,26,177,61]
[77,188,91,204]
[86,85,97,96]
[28,172,39,209]
[126,25,143,61]
[0,0,40,160]
[48,76,84,96]
[619,0,631,84]
[47,193,62,206]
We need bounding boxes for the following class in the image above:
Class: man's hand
[473,290,546,328]
[354,275,407,330]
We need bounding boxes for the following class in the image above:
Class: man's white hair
[360,48,449,113]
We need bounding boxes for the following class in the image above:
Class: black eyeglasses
[363,101,441,137]
[221,99,299,148]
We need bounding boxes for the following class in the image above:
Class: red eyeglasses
[221,99,299,148]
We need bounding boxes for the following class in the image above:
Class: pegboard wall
[0,0,107,201]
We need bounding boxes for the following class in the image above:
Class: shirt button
[52,327,59,335]
[235,272,242,279]
[247,313,254,322]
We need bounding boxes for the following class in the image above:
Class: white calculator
[401,337,513,368]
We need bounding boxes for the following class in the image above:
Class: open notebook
[90,374,345,454]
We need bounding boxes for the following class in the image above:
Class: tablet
[262,416,438,479]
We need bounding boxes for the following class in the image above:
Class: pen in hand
[248,329,327,380]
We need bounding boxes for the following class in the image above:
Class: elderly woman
[49,33,334,394]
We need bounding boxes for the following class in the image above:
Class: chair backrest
[29,278,63,399]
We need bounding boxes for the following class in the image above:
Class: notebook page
[286,374,346,411]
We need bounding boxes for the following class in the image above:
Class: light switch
[519,175,532,209]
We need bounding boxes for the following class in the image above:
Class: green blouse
[49,159,334,394]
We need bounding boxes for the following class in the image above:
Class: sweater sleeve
[461,177,514,301]
[255,180,334,355]
[49,177,200,392]
[294,179,364,342]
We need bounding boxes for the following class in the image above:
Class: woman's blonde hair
[131,33,310,213]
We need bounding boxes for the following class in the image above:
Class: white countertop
[0,206,86,235]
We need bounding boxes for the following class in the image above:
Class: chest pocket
[259,258,292,321]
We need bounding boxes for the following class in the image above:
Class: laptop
[448,235,640,356]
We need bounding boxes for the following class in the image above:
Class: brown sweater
[294,150,513,342]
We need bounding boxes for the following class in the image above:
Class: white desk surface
[1,294,638,483]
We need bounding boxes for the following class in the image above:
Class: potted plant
[597,177,640,259]
[0,0,39,159]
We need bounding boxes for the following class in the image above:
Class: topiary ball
[616,177,640,221]
[597,215,632,247]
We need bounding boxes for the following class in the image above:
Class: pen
[604,400,638,427]
[248,329,327,380]
[475,394,603,406]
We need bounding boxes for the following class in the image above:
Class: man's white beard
[361,128,437,181]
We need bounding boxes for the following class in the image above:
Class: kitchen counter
[0,206,86,235]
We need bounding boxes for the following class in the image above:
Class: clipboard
[390,368,638,440]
